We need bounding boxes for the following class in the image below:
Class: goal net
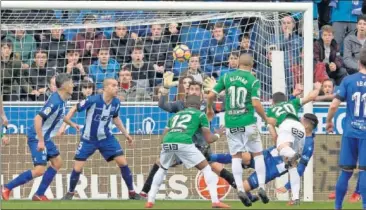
[0,1,345,202]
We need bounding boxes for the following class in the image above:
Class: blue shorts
[28,138,60,166]
[74,137,124,162]
[339,136,366,170]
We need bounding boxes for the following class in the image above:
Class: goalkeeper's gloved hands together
[203,77,217,93]
[163,72,178,89]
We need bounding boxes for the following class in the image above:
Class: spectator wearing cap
[143,24,174,72]
[24,49,57,101]
[5,29,36,69]
[1,39,32,101]
[117,66,152,102]
[124,46,156,89]
[110,24,136,65]
[180,54,207,84]
[88,48,120,92]
[73,15,109,67]
[200,22,236,77]
[343,15,366,75]
[37,25,68,70]
[313,25,347,86]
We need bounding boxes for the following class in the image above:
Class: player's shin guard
[148,168,166,203]
[335,170,352,209]
[68,169,81,193]
[254,155,266,189]
[35,166,57,196]
[358,170,366,209]
[120,165,134,192]
[201,165,219,203]
[219,168,237,189]
[4,170,33,190]
[141,163,160,194]
[289,167,300,200]
[232,158,245,192]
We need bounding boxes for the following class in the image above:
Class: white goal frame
[1,0,314,201]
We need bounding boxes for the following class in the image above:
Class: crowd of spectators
[1,0,365,102]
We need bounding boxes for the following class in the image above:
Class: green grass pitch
[1,200,362,209]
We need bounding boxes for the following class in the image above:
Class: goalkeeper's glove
[203,77,217,93]
[163,72,178,88]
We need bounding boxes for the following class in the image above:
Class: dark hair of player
[184,95,201,110]
[360,48,366,68]
[55,73,72,89]
[272,92,287,104]
[303,113,318,130]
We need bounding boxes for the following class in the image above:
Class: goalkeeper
[139,73,238,198]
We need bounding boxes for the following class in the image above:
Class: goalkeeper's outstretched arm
[158,88,183,113]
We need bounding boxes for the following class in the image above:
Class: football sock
[36,166,57,196]
[5,170,33,190]
[141,163,160,194]
[355,175,360,194]
[232,158,245,192]
[202,165,219,203]
[289,167,300,200]
[358,171,366,209]
[254,155,266,189]
[219,168,237,189]
[120,165,134,191]
[69,169,81,193]
[335,170,352,209]
[148,168,166,203]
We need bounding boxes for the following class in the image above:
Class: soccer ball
[173,44,191,62]
[196,172,231,200]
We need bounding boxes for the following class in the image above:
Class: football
[173,44,191,62]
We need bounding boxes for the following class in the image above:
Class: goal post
[1,0,314,201]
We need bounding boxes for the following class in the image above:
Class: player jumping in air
[139,77,237,198]
[207,53,276,206]
[326,48,366,210]
[242,113,318,202]
[2,73,74,201]
[62,78,141,200]
[145,95,230,209]
[266,82,321,204]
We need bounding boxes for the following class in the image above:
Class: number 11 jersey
[213,70,260,128]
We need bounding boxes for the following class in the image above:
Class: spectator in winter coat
[0,39,32,101]
[5,30,36,68]
[24,49,57,101]
[88,48,120,92]
[313,25,347,85]
[201,22,235,77]
[143,24,174,72]
[38,27,68,70]
[110,24,136,65]
[117,66,152,102]
[73,15,109,67]
[180,54,207,84]
[343,15,366,75]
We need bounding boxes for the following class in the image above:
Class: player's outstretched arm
[268,124,278,144]
[113,117,133,144]
[326,98,341,133]
[201,125,225,144]
[63,105,80,131]
[300,82,322,105]
[206,91,217,121]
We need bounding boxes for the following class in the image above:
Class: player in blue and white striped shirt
[62,78,141,200]
[2,74,74,201]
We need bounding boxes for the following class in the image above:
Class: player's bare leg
[146,164,168,208]
[114,155,142,200]
[195,160,230,209]
[62,160,86,200]
[2,165,46,201]
[33,156,63,201]
[232,152,251,207]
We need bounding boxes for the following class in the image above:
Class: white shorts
[159,143,206,169]
[277,119,306,153]
[226,124,263,155]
